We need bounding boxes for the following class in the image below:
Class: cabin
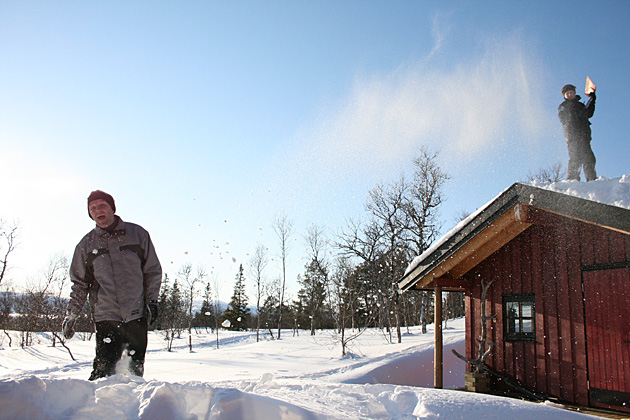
[398,181,630,413]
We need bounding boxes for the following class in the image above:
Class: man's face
[88,199,115,228]
[564,90,576,100]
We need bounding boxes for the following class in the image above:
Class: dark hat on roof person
[87,190,116,218]
[561,84,576,95]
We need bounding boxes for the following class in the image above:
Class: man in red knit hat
[63,190,162,380]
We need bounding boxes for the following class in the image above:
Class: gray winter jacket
[68,217,162,323]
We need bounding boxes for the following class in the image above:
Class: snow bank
[332,334,464,388]
[0,375,325,420]
[0,319,601,419]
[0,374,600,420]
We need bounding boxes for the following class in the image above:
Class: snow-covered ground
[0,318,600,419]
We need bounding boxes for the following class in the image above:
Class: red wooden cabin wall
[464,213,630,406]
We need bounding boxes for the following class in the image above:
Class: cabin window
[503,294,536,342]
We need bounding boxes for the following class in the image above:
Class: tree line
[1,147,470,353]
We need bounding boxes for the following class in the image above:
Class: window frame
[502,293,536,342]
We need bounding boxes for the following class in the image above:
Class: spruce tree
[162,277,186,351]
[156,274,171,330]
[296,259,328,335]
[223,264,250,331]
[193,281,214,330]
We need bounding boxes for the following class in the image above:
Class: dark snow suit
[67,216,162,380]
[558,94,597,181]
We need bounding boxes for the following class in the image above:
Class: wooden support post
[434,286,443,389]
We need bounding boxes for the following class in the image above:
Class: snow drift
[0,319,600,419]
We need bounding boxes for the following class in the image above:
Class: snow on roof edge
[404,174,630,277]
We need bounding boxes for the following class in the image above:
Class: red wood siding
[465,214,630,407]
[584,267,630,411]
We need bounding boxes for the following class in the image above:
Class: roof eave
[399,182,630,292]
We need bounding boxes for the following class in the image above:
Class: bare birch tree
[402,147,448,257]
[272,213,293,339]
[301,224,330,335]
[211,274,223,349]
[366,176,407,343]
[248,243,268,342]
[14,254,69,348]
[335,217,383,333]
[525,162,566,183]
[0,219,19,286]
[178,263,206,352]
[401,147,449,334]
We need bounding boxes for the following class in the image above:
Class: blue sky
[2,1,629,300]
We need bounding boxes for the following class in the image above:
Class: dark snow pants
[89,317,148,381]
[567,139,597,182]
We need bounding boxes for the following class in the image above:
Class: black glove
[62,314,77,340]
[147,301,159,327]
[587,91,596,100]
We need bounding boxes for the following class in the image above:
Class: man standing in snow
[558,83,597,181]
[62,190,162,380]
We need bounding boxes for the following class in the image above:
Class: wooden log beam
[435,285,443,389]
[430,277,468,290]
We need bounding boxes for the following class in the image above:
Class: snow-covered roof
[400,175,630,291]
[529,174,630,210]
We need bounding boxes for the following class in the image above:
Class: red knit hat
[87,190,116,218]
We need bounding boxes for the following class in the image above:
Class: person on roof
[558,83,597,181]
